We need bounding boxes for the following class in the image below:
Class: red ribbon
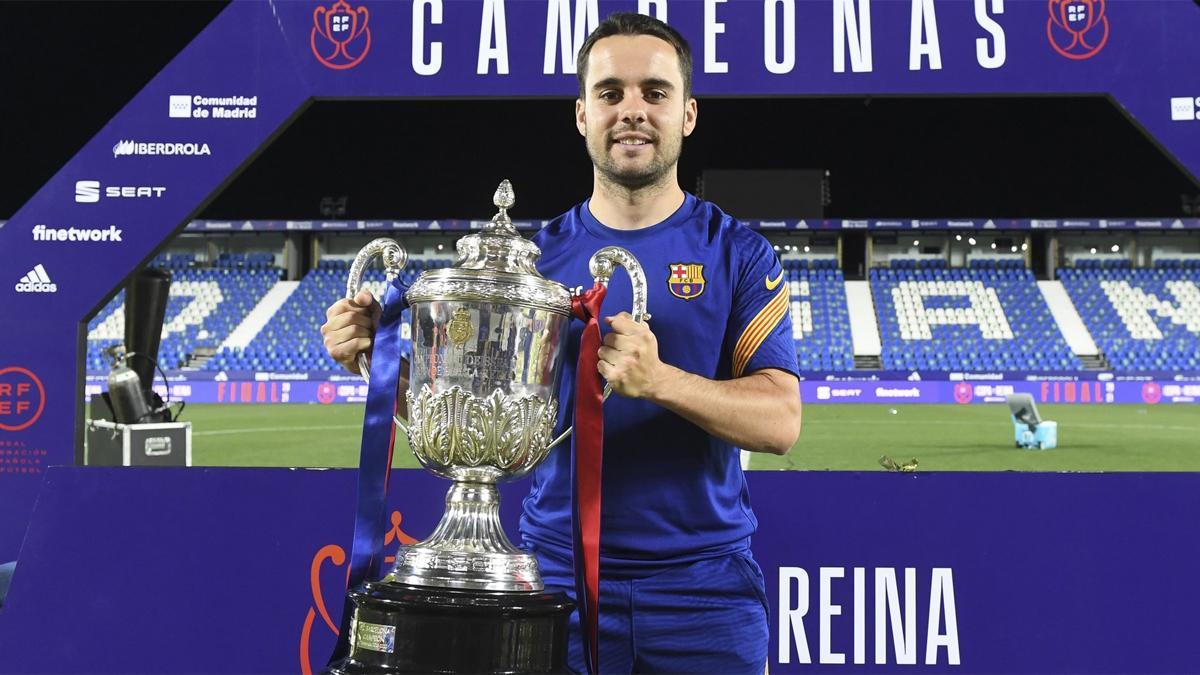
[571,282,607,675]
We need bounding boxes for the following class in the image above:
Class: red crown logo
[311,0,372,70]
[299,510,417,674]
[1047,0,1109,61]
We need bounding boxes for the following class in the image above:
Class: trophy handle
[345,237,411,432]
[546,246,651,451]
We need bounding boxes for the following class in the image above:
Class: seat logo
[75,180,100,203]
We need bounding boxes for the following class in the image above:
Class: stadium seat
[1059,265,1200,371]
[96,249,1198,377]
[205,258,453,372]
[87,262,281,371]
[785,259,854,371]
[870,265,1078,371]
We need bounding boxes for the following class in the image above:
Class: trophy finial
[494,179,515,210]
[488,179,519,235]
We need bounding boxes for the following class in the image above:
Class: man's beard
[587,128,682,191]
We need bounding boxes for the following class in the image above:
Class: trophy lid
[406,180,571,314]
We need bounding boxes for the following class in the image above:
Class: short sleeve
[725,229,799,379]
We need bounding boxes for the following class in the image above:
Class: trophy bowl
[345,180,648,593]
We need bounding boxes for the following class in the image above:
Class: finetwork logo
[15,264,56,293]
[75,180,166,202]
[113,140,212,157]
[169,94,257,119]
[1170,97,1199,122]
[32,224,123,243]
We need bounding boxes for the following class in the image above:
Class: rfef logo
[311,0,371,70]
[299,510,416,675]
[0,367,46,432]
[953,382,974,404]
[1047,0,1109,60]
[1142,382,1162,405]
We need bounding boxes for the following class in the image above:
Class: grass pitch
[180,403,1200,472]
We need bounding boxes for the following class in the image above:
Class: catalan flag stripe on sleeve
[731,283,790,378]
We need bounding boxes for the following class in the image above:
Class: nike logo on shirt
[765,270,784,290]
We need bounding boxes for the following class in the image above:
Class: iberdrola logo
[311,0,372,70]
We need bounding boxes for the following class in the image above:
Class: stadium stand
[784,259,854,371]
[870,261,1080,371]
[86,245,1198,376]
[204,258,450,372]
[87,255,280,371]
[1059,261,1200,371]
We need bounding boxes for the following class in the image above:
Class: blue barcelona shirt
[519,193,799,576]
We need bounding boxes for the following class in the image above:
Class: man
[322,13,801,672]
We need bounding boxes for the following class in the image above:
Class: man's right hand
[321,290,381,375]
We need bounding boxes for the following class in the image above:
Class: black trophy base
[327,581,574,674]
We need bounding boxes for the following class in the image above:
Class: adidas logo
[15,264,57,293]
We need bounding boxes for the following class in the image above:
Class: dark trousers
[536,550,769,674]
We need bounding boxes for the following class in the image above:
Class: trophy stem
[384,481,543,592]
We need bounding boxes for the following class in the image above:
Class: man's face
[577,35,697,190]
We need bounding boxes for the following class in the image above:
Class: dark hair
[576,12,693,100]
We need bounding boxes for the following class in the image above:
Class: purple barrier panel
[77,379,1200,405]
[4,469,1200,673]
[753,472,1200,673]
[0,467,530,674]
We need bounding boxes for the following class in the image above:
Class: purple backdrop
[2,467,1199,673]
[1,2,1199,667]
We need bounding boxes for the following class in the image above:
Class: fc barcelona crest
[668,263,706,301]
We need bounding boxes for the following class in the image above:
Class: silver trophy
[346,180,648,593]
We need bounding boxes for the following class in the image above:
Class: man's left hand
[597,312,669,399]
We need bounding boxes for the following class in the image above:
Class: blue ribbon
[570,427,594,675]
[327,277,409,666]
